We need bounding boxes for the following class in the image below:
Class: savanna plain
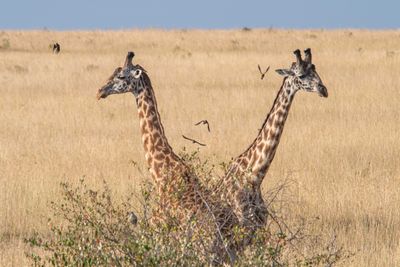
[0,29,399,266]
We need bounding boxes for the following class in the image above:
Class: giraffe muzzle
[318,85,328,98]
[97,86,110,100]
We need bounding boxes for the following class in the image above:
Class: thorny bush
[25,150,352,266]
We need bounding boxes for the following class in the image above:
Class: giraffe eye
[132,69,142,79]
[117,75,125,80]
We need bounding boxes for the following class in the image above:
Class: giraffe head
[97,52,150,100]
[275,49,328,98]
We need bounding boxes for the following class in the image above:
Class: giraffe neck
[136,85,183,185]
[228,77,296,187]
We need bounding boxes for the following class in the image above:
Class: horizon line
[1,26,400,31]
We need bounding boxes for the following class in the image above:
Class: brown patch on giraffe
[163,147,171,155]
[267,115,274,126]
[256,157,266,166]
[239,158,249,172]
[152,119,160,129]
[138,110,145,119]
[144,94,152,103]
[273,119,281,129]
[269,130,277,140]
[153,161,163,176]
[154,139,163,149]
[153,168,161,179]
[143,136,150,148]
[147,121,154,131]
[256,143,264,153]
[152,132,163,149]
[243,150,252,159]
[153,132,161,140]
[260,143,270,154]
[248,154,257,167]
[146,156,153,165]
[141,122,148,134]
[154,152,165,161]
[262,129,269,139]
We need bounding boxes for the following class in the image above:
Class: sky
[1,0,399,30]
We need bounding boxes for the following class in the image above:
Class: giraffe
[219,48,328,230]
[97,52,238,264]
[97,52,190,206]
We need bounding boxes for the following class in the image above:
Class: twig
[195,120,211,132]
[258,64,270,80]
[182,135,206,146]
[193,185,234,265]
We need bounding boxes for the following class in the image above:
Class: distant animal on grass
[51,42,60,54]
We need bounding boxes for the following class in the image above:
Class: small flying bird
[195,120,210,132]
[258,64,270,80]
[182,135,206,146]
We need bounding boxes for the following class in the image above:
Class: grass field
[0,29,399,266]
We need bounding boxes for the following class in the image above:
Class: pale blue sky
[1,0,399,30]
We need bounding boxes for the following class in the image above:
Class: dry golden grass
[0,29,399,266]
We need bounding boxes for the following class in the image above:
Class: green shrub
[25,151,351,266]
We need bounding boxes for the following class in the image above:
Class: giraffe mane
[134,64,148,73]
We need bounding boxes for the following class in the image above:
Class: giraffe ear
[275,69,294,77]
